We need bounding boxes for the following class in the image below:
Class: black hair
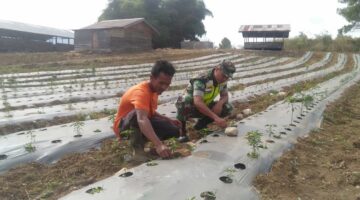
[151,60,176,77]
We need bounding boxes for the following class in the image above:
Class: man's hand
[156,144,172,158]
[214,117,227,128]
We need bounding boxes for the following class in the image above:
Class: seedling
[200,191,216,200]
[199,128,212,138]
[50,75,56,93]
[108,113,116,123]
[285,96,299,125]
[265,124,276,138]
[246,130,262,159]
[228,120,237,127]
[104,80,109,89]
[224,167,237,178]
[67,101,74,110]
[8,77,17,92]
[80,81,85,91]
[86,186,103,194]
[91,67,96,76]
[3,99,13,118]
[186,142,196,152]
[71,120,85,136]
[146,160,158,166]
[120,128,135,140]
[167,137,179,153]
[24,130,36,153]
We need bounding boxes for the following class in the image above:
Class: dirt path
[254,81,360,200]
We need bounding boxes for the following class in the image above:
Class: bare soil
[254,81,360,200]
[0,49,221,74]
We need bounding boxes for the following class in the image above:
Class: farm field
[0,49,359,200]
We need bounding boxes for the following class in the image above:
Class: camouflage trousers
[175,96,233,132]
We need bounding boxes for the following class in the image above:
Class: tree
[99,0,212,48]
[219,37,232,49]
[337,0,360,34]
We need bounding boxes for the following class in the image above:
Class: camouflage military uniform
[176,69,233,131]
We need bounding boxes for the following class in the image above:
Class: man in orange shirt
[113,60,182,158]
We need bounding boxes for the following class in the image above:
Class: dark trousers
[119,110,180,147]
[176,99,233,133]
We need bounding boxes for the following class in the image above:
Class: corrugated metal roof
[352,22,360,31]
[239,24,291,32]
[77,18,159,34]
[0,19,74,38]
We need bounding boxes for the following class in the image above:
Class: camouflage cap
[219,60,236,78]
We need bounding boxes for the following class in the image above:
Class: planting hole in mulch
[266,139,275,143]
[239,121,245,124]
[17,132,25,135]
[297,117,303,120]
[119,171,133,177]
[40,128,47,131]
[280,131,287,135]
[285,128,292,131]
[146,162,158,167]
[234,163,246,170]
[74,134,83,138]
[219,176,233,184]
[0,154,8,160]
[200,139,208,144]
[212,133,220,137]
[290,124,296,127]
[51,140,62,143]
[294,120,300,123]
[171,111,176,113]
[301,114,306,117]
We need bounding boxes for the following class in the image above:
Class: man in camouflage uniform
[176,60,236,134]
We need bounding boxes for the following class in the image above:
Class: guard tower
[239,24,290,50]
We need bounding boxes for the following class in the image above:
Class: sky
[0,0,356,47]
